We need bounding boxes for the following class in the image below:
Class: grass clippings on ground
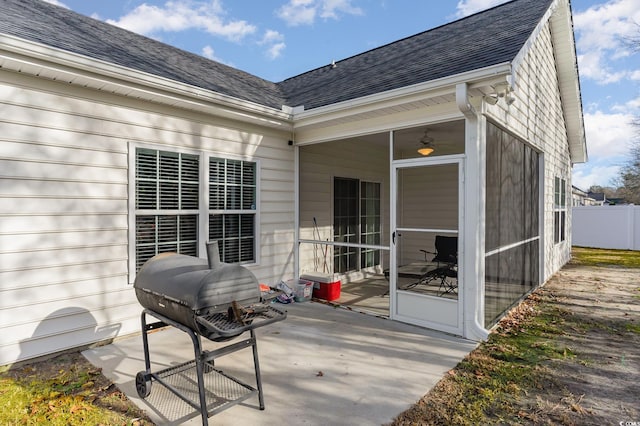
[0,352,153,426]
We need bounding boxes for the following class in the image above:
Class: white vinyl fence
[572,205,640,251]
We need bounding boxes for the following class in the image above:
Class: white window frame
[128,143,260,284]
[332,177,382,274]
[553,176,567,244]
[208,156,259,265]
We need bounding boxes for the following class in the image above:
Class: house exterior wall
[0,1,583,364]
[0,70,294,365]
[484,19,573,283]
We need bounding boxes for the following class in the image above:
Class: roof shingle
[0,0,554,111]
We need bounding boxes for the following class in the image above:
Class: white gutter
[457,82,490,342]
[0,33,293,130]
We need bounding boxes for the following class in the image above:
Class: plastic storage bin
[286,279,314,302]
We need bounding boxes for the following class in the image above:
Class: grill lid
[134,242,262,334]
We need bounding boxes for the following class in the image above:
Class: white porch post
[457,83,489,341]
[294,143,300,279]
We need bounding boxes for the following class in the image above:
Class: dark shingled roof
[0,0,554,112]
[0,0,287,109]
[280,0,554,109]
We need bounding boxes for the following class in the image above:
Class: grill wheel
[136,371,151,398]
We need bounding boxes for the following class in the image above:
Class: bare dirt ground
[392,259,640,425]
[531,263,640,424]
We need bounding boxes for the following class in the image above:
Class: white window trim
[127,142,261,284]
[553,176,567,245]
[207,155,260,265]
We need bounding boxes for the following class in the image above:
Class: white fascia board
[292,63,513,127]
[512,0,587,164]
[552,0,588,164]
[0,34,293,129]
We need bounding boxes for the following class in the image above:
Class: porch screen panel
[485,123,540,327]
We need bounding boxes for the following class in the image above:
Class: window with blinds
[209,157,257,263]
[134,148,199,271]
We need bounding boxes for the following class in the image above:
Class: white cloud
[200,45,235,66]
[572,163,621,189]
[277,0,316,26]
[42,0,69,8]
[611,96,640,113]
[455,0,508,18]
[577,52,628,84]
[266,42,287,60]
[259,30,286,59]
[277,0,362,26]
[107,0,256,42]
[583,110,635,160]
[261,29,285,45]
[574,0,640,85]
[319,0,363,19]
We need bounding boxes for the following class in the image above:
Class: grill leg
[250,329,265,410]
[188,329,209,426]
[140,311,151,373]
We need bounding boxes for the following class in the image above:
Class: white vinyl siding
[0,71,293,365]
[485,18,573,280]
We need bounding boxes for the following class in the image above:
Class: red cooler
[301,273,341,301]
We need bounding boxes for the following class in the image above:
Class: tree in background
[617,118,640,204]
[587,185,616,198]
[615,30,640,204]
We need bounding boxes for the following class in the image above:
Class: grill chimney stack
[206,241,221,269]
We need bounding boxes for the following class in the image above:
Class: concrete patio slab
[82,301,476,425]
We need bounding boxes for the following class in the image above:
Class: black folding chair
[414,235,458,296]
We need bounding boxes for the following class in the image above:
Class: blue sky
[45,0,640,191]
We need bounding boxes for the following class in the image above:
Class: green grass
[410,297,574,425]
[571,247,640,268]
[0,358,146,426]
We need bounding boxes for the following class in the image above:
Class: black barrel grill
[133,242,286,425]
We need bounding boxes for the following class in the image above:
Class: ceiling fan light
[418,146,435,156]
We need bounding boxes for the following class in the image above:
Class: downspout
[456,83,490,341]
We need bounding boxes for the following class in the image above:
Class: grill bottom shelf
[147,359,257,418]
[138,307,285,425]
